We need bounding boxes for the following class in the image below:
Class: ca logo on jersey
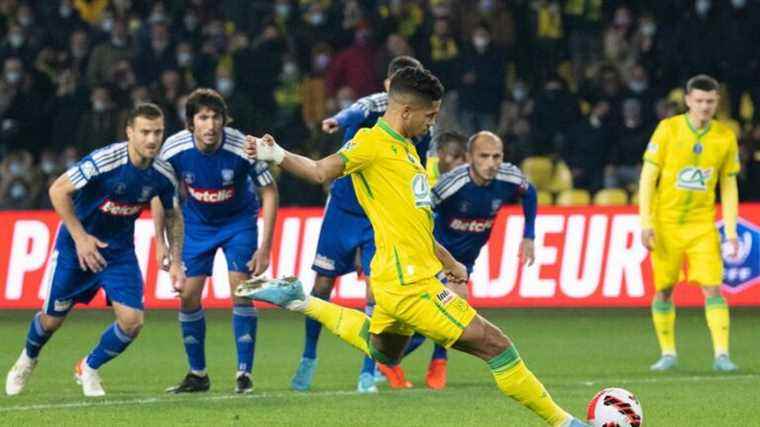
[412,174,432,208]
[676,166,712,191]
[222,168,234,185]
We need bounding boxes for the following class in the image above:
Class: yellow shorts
[369,276,477,348]
[651,223,723,290]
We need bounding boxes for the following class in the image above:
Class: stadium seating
[548,160,573,193]
[520,156,554,191]
[555,189,591,206]
[593,188,628,206]
[537,190,553,205]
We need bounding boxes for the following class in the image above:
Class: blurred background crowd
[0,0,759,208]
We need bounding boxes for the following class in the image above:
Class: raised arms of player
[49,173,109,273]
[244,134,346,184]
[248,181,279,276]
[151,197,186,291]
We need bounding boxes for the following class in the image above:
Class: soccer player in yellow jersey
[241,67,586,427]
[639,74,740,372]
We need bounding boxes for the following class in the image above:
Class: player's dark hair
[388,67,444,105]
[435,131,467,153]
[686,74,719,93]
[185,88,231,130]
[387,56,422,79]
[126,102,164,127]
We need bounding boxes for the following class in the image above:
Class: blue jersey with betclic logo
[57,142,178,261]
[432,163,536,269]
[160,128,274,226]
[330,92,431,215]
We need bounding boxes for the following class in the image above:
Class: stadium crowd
[0,0,759,208]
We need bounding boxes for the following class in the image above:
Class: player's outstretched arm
[245,134,345,184]
[49,173,108,272]
[150,197,170,271]
[638,161,660,250]
[249,181,279,276]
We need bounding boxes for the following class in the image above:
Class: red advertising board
[1,206,759,309]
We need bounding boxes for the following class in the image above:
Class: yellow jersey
[643,114,740,226]
[426,156,440,187]
[338,118,442,287]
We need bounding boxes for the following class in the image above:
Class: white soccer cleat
[74,359,106,397]
[6,349,37,396]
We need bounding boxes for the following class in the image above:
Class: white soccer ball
[587,387,644,427]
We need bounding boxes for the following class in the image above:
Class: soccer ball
[587,387,644,427]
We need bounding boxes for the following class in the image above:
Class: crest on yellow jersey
[676,166,713,191]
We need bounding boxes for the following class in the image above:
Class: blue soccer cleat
[373,365,386,384]
[356,372,378,394]
[291,357,317,391]
[235,276,306,310]
[566,418,589,427]
[650,354,677,371]
[713,354,738,372]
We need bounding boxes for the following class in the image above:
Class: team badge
[719,218,760,293]
[459,201,471,213]
[139,186,153,201]
[222,168,234,184]
[676,166,712,191]
[80,160,97,180]
[183,172,195,184]
[114,183,127,194]
[693,142,703,154]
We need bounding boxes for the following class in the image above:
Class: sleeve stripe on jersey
[96,151,129,174]
[162,140,193,160]
[433,173,470,204]
[358,93,388,113]
[67,167,87,189]
[257,170,274,186]
[434,166,470,196]
[152,160,179,189]
[92,143,128,165]
[495,172,525,186]
[221,144,252,161]
[161,131,192,152]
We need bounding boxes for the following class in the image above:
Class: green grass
[1,308,758,426]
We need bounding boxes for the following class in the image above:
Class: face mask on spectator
[640,22,657,37]
[41,159,56,175]
[473,35,489,51]
[629,80,648,93]
[308,12,325,26]
[513,86,527,102]
[60,5,73,18]
[283,62,298,79]
[216,78,234,97]
[732,0,746,8]
[338,98,353,109]
[5,71,21,85]
[72,46,87,59]
[101,18,114,33]
[184,14,198,31]
[149,13,167,24]
[696,0,711,16]
[111,35,126,48]
[8,32,24,48]
[177,52,193,67]
[479,0,494,13]
[314,53,330,71]
[275,4,291,18]
[18,14,33,28]
[9,162,23,177]
[93,100,107,112]
[9,181,27,200]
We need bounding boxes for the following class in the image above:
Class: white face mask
[93,100,107,112]
[641,22,656,37]
[513,87,527,102]
[60,5,73,18]
[8,33,24,48]
[5,71,21,85]
[9,162,23,177]
[275,4,291,18]
[9,182,27,200]
[696,0,711,15]
[314,53,330,71]
[732,0,747,8]
[308,12,325,26]
[18,15,33,27]
[338,98,353,109]
[629,80,648,93]
[184,14,198,30]
[216,78,234,97]
[101,18,114,33]
[283,62,298,79]
[41,160,57,174]
[177,52,192,67]
[473,36,489,51]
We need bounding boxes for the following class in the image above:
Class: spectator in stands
[605,99,650,191]
[0,21,37,65]
[45,0,86,50]
[0,149,40,210]
[624,63,657,123]
[325,26,381,100]
[66,29,91,79]
[1,56,52,154]
[564,100,612,193]
[532,74,580,156]
[564,0,603,80]
[234,21,284,126]
[422,17,460,92]
[86,18,131,86]
[301,42,332,130]
[739,123,760,200]
[75,85,120,152]
[458,24,506,135]
[719,0,760,121]
[47,68,87,152]
[134,21,175,86]
[528,0,564,83]
[374,33,413,86]
[215,65,256,133]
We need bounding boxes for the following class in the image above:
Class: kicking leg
[292,274,335,391]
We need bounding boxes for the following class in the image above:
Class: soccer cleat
[165,372,210,393]
[291,357,317,391]
[565,417,590,427]
[373,365,386,384]
[713,354,738,372]
[375,363,412,389]
[235,276,306,310]
[235,372,253,394]
[74,359,105,397]
[650,354,677,371]
[5,350,37,396]
[425,358,447,390]
[356,372,378,393]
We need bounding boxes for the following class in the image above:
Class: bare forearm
[164,210,184,262]
[151,197,167,247]
[434,240,457,270]
[50,186,86,239]
[280,152,344,184]
[259,184,279,251]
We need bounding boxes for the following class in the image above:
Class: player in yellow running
[242,67,586,427]
[639,74,740,372]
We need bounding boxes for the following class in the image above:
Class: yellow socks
[304,296,371,356]
[651,300,676,356]
[488,346,570,426]
[705,296,730,357]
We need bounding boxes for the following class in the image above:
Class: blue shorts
[312,199,375,277]
[183,220,258,277]
[43,250,143,317]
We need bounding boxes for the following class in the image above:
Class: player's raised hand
[243,135,258,158]
[169,261,186,293]
[246,249,270,276]
[74,233,108,272]
[519,239,535,266]
[641,228,656,251]
[255,134,285,164]
[321,117,340,134]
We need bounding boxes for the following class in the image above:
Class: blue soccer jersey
[432,163,537,271]
[58,142,178,260]
[160,127,274,226]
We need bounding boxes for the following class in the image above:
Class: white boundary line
[1,374,758,413]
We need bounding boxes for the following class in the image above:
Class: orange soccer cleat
[425,358,447,390]
[375,363,412,389]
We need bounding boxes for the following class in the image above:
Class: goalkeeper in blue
[5,103,184,397]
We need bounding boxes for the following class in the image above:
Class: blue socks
[360,303,376,374]
[403,333,427,357]
[180,307,206,373]
[432,344,448,360]
[86,322,133,369]
[232,304,258,374]
[302,294,329,359]
[25,312,52,358]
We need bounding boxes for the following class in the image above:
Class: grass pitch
[1,308,758,426]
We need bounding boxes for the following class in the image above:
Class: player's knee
[702,286,722,298]
[654,289,673,302]
[484,325,511,358]
[118,318,143,338]
[39,313,65,333]
[179,292,202,310]
[311,276,334,298]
